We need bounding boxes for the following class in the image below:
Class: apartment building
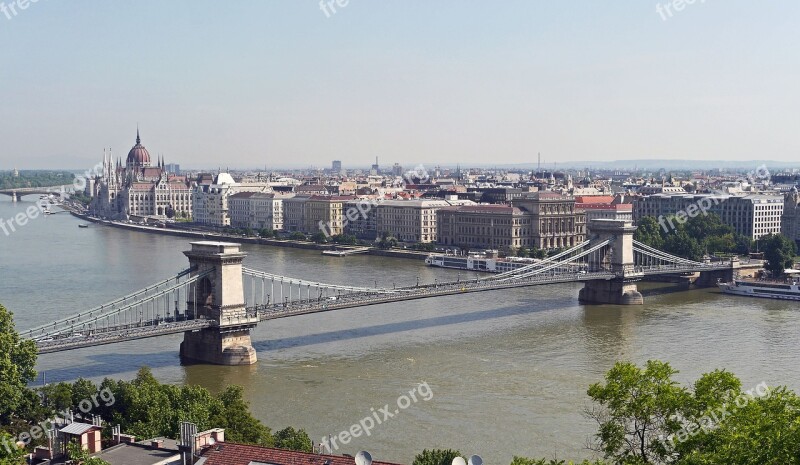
[192,173,272,226]
[283,195,310,232]
[373,199,475,243]
[575,195,634,223]
[228,192,288,230]
[635,193,784,239]
[304,195,355,236]
[437,204,532,250]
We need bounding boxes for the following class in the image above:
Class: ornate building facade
[89,130,193,219]
[782,187,800,247]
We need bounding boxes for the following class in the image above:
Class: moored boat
[718,277,800,301]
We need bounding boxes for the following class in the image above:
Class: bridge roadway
[0,186,72,197]
[35,270,618,353]
[34,261,734,354]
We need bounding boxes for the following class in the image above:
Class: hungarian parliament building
[88,130,193,219]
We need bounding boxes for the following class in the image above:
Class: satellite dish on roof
[468,456,483,465]
[452,457,467,465]
[355,451,373,465]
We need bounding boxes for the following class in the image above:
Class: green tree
[510,458,606,465]
[517,247,529,258]
[377,231,398,249]
[663,230,704,261]
[586,360,690,465]
[0,432,26,465]
[634,217,666,251]
[40,382,73,413]
[310,232,329,244]
[66,442,111,465]
[0,304,38,425]
[289,232,307,241]
[412,449,462,465]
[209,385,274,447]
[71,378,99,410]
[760,233,797,276]
[258,228,275,238]
[675,386,800,465]
[273,426,312,452]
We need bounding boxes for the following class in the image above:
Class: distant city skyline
[1,1,799,169]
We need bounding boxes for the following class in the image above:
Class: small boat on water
[718,276,800,301]
[78,224,89,228]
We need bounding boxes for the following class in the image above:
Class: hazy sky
[1,1,798,170]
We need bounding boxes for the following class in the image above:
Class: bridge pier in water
[579,220,644,305]
[180,242,259,366]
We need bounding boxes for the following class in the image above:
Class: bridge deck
[32,262,736,354]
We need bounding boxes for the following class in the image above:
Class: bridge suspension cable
[632,240,709,266]
[24,268,208,341]
[496,239,612,282]
[242,267,399,294]
[485,240,594,281]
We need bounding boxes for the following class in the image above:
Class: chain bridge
[24,220,740,365]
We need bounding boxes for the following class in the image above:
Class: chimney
[151,439,164,448]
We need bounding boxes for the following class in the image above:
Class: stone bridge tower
[180,242,258,365]
[578,219,644,305]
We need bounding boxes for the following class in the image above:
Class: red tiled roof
[201,443,404,465]
[577,203,633,210]
[574,195,614,204]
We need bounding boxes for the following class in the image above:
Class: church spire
[136,125,141,145]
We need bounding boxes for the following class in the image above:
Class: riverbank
[67,207,429,260]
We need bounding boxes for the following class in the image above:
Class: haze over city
[1,0,799,170]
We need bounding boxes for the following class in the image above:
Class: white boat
[718,278,800,301]
[425,250,542,274]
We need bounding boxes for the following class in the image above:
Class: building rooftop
[200,443,404,465]
[95,441,181,465]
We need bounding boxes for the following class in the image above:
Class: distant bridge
[24,220,740,365]
[0,186,73,201]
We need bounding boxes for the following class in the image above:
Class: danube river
[1,195,798,464]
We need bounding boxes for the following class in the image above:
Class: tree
[586,360,690,465]
[65,442,111,465]
[517,247,529,258]
[273,427,312,452]
[674,386,800,465]
[289,232,307,241]
[663,231,703,261]
[310,232,329,244]
[258,228,275,238]
[40,382,73,412]
[760,233,797,276]
[377,231,398,249]
[510,458,605,465]
[0,432,26,465]
[209,385,274,447]
[412,449,462,465]
[634,217,666,251]
[0,304,38,425]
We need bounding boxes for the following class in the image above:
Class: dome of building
[126,129,151,166]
